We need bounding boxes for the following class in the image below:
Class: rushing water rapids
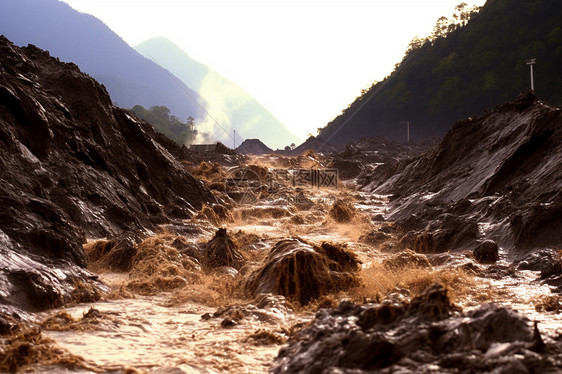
[1,158,556,373]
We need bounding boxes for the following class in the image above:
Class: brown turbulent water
[16,160,562,373]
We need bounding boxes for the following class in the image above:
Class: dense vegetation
[319,0,562,145]
[130,105,197,145]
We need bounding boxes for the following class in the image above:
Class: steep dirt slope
[362,91,562,256]
[0,36,214,311]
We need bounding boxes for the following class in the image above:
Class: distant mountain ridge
[135,37,301,149]
[319,0,562,145]
[0,0,206,121]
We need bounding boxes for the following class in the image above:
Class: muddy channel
[3,154,562,373]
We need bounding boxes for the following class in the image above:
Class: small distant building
[189,142,234,154]
[189,143,220,153]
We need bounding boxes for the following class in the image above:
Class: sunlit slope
[135,37,301,149]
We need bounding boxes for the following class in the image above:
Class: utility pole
[526,58,536,91]
[406,121,410,143]
[399,121,410,143]
[233,130,236,149]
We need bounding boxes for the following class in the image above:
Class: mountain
[0,0,206,121]
[135,37,301,150]
[318,0,562,145]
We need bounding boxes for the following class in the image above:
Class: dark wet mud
[1,151,560,374]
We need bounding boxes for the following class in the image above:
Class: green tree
[129,105,197,145]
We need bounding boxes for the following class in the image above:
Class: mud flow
[2,38,561,373]
[3,153,562,373]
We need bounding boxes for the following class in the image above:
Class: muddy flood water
[5,155,562,373]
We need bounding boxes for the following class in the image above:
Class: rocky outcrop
[362,91,562,257]
[272,284,561,373]
[0,36,214,310]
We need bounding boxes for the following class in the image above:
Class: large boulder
[473,240,500,264]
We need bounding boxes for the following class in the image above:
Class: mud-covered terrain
[329,136,439,180]
[361,91,562,254]
[2,37,562,373]
[0,35,214,313]
[359,92,562,293]
[274,285,560,374]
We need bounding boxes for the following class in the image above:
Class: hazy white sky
[61,0,485,140]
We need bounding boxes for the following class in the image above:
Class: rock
[515,248,560,272]
[220,318,238,328]
[0,246,107,311]
[537,256,562,291]
[473,240,500,264]
[332,137,438,183]
[271,284,555,374]
[371,214,386,222]
[356,302,405,329]
[411,214,480,253]
[406,283,457,320]
[465,303,532,350]
[245,238,360,305]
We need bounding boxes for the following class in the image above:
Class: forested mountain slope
[319,0,562,145]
